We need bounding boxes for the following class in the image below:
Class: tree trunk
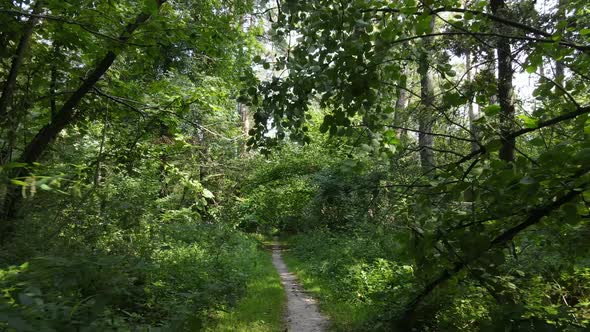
[0,2,42,125]
[239,103,250,155]
[554,0,566,85]
[1,0,167,242]
[94,107,108,186]
[393,67,408,140]
[49,44,60,120]
[491,0,516,162]
[158,122,169,198]
[418,16,436,174]
[487,55,498,106]
[465,51,479,152]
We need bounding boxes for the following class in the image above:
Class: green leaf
[40,184,52,191]
[202,188,214,199]
[529,137,545,147]
[144,0,159,14]
[2,162,27,169]
[319,120,330,133]
[525,65,537,74]
[10,179,28,186]
[518,115,539,128]
[383,129,401,145]
[484,104,501,116]
[415,15,433,35]
[443,92,463,107]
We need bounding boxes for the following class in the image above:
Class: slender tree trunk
[239,103,250,155]
[1,0,167,242]
[158,123,169,198]
[0,2,42,125]
[94,107,108,186]
[486,51,498,105]
[465,52,479,152]
[418,16,436,174]
[49,44,60,120]
[491,0,516,162]
[393,67,408,140]
[555,0,566,85]
[463,0,480,153]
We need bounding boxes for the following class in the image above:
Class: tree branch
[0,9,155,47]
[364,7,590,53]
[398,173,589,328]
[385,125,476,143]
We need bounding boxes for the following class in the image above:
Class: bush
[0,223,265,331]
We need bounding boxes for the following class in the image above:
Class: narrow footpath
[271,243,329,332]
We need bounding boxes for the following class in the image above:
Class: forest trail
[271,242,329,332]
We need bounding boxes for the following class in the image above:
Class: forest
[0,0,589,331]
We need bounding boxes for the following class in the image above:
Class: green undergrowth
[0,222,281,331]
[205,249,285,332]
[281,230,415,331]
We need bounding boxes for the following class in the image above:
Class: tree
[1,0,168,239]
[491,0,516,162]
[417,15,436,173]
[246,0,590,328]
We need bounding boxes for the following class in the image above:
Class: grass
[282,248,374,331]
[205,247,285,332]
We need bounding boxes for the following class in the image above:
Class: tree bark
[158,122,169,198]
[491,0,515,162]
[393,67,408,140]
[486,50,497,105]
[0,2,42,125]
[49,43,60,120]
[418,16,436,174]
[465,51,479,152]
[1,0,167,241]
[239,102,250,155]
[554,0,566,85]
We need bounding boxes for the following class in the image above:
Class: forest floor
[271,241,329,332]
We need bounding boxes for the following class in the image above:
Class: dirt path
[271,243,329,332]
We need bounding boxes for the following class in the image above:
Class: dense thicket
[1,0,589,331]
[0,0,270,330]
